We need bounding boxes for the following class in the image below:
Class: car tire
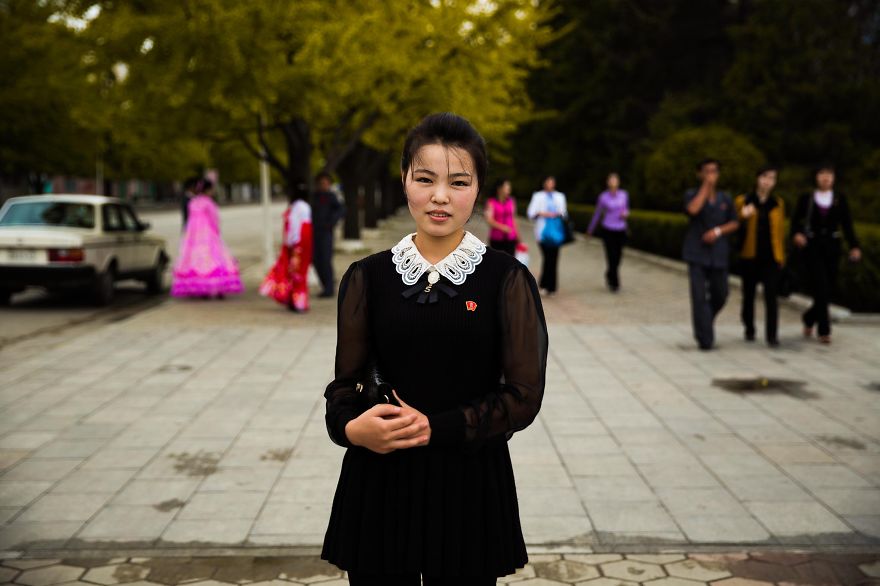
[93,266,115,306]
[145,255,168,294]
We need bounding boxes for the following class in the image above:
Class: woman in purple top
[485,179,519,255]
[587,173,630,292]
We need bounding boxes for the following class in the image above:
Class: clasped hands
[344,390,431,454]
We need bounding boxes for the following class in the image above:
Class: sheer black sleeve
[428,263,548,448]
[324,262,369,447]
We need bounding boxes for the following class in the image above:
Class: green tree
[644,126,765,211]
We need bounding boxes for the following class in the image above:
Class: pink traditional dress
[171,195,244,298]
[259,200,313,311]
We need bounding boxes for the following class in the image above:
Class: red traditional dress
[260,200,313,311]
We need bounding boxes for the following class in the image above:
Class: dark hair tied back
[401,113,488,194]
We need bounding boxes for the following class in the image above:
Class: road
[0,202,287,348]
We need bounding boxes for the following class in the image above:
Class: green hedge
[547,202,879,312]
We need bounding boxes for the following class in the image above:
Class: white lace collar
[391,231,487,286]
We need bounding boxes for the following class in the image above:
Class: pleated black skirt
[321,439,527,578]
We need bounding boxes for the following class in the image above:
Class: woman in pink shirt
[485,179,519,255]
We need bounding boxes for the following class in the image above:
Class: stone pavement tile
[82,562,150,584]
[218,446,293,469]
[721,474,815,503]
[0,450,30,472]
[636,464,719,489]
[552,435,621,456]
[0,480,52,506]
[31,438,106,459]
[574,475,656,503]
[177,491,266,520]
[564,554,623,565]
[572,579,638,586]
[655,487,750,517]
[673,515,772,544]
[563,455,637,478]
[270,477,340,503]
[782,463,874,489]
[811,487,880,515]
[497,564,537,583]
[757,443,836,464]
[622,445,701,466]
[676,433,755,456]
[0,521,82,549]
[55,423,126,440]
[744,501,852,537]
[82,448,157,470]
[112,479,201,506]
[252,502,331,536]
[279,457,343,479]
[639,578,706,586]
[51,469,137,494]
[247,533,325,546]
[0,507,20,524]
[0,565,18,582]
[627,555,687,564]
[234,430,302,449]
[697,454,780,479]
[521,515,594,545]
[545,419,607,436]
[17,493,111,523]
[15,564,84,586]
[2,559,61,569]
[519,487,586,517]
[199,468,279,492]
[2,458,81,481]
[600,559,666,582]
[610,428,679,447]
[107,426,181,449]
[0,432,57,450]
[844,515,880,539]
[586,501,679,534]
[160,519,252,545]
[532,558,600,582]
[516,464,573,488]
[77,505,176,540]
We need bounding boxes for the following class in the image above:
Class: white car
[0,194,169,305]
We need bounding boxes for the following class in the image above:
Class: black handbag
[356,361,398,408]
[561,215,575,246]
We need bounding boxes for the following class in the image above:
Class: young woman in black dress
[321,113,548,585]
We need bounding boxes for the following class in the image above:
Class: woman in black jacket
[791,164,861,344]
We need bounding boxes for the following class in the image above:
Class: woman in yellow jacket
[735,166,786,347]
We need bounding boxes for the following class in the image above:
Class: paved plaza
[1,207,878,584]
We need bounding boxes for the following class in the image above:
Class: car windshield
[0,201,96,229]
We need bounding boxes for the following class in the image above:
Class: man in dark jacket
[683,158,739,350]
[312,172,346,297]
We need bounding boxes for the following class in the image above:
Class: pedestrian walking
[683,159,739,350]
[587,172,630,292]
[311,172,345,298]
[791,164,861,344]
[259,192,313,312]
[735,166,785,347]
[485,178,519,255]
[322,112,548,585]
[170,179,244,299]
[180,176,198,230]
[527,175,568,295]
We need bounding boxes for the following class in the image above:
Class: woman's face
[497,181,511,200]
[404,143,478,239]
[816,170,835,191]
[607,174,620,191]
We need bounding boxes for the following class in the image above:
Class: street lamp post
[260,148,273,269]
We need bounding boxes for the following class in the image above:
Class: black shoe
[318,291,335,298]
[767,339,780,348]
[745,330,756,342]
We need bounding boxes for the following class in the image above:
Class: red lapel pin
[466,300,477,312]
